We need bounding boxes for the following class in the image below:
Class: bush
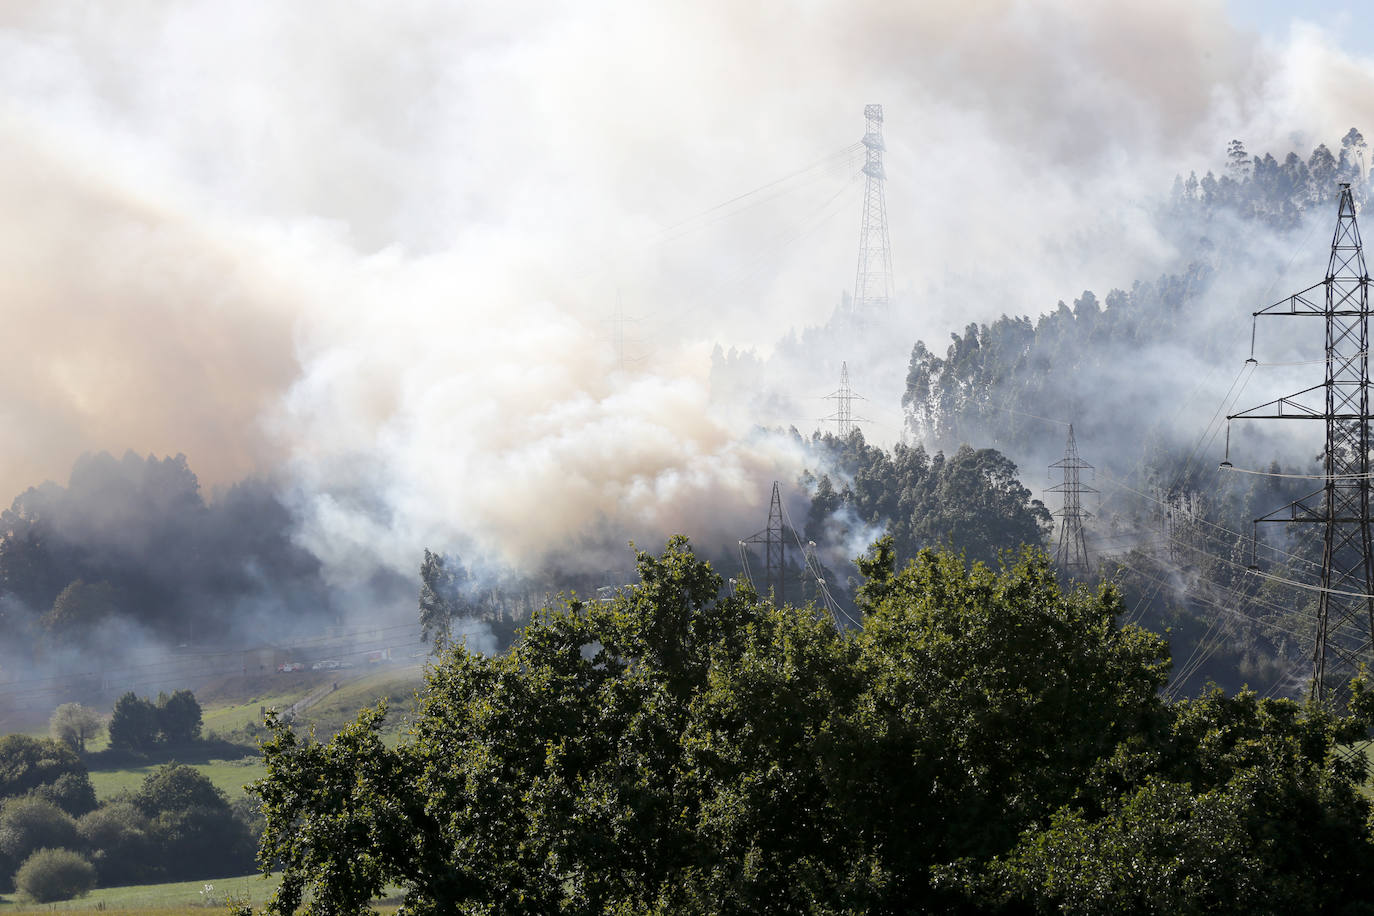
[0,735,87,799]
[76,802,153,886]
[0,795,79,863]
[13,847,95,903]
[33,772,97,818]
[133,764,255,882]
[132,763,226,818]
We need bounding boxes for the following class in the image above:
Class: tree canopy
[251,537,1374,914]
[49,703,102,754]
[805,432,1051,568]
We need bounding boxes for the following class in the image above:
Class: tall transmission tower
[852,104,892,326]
[822,361,866,437]
[1228,183,1374,704]
[740,481,786,605]
[1048,424,1096,576]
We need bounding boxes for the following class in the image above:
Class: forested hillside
[897,131,1374,697]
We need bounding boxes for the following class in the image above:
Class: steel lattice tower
[853,104,892,325]
[1049,424,1096,575]
[822,361,865,437]
[1229,183,1374,703]
[742,481,786,605]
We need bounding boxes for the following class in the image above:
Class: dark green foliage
[156,689,202,744]
[12,846,95,903]
[944,687,1374,915]
[805,432,1051,567]
[31,772,97,818]
[849,540,1171,909]
[131,763,255,882]
[108,690,202,749]
[76,801,154,886]
[0,735,88,801]
[132,762,229,818]
[107,692,159,751]
[248,537,1374,915]
[0,796,79,890]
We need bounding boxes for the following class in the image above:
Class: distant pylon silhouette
[1228,182,1374,704]
[822,361,867,437]
[741,481,786,605]
[1049,424,1096,575]
[852,104,892,325]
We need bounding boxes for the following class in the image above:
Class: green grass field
[0,872,403,913]
[0,871,279,912]
[88,754,266,801]
[79,665,428,803]
[0,665,433,912]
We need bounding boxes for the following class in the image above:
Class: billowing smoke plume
[2,0,1374,590]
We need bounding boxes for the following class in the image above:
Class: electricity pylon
[853,104,892,326]
[1048,424,1096,576]
[1228,183,1374,704]
[822,361,867,437]
[741,481,786,605]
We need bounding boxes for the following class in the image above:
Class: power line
[1228,183,1374,703]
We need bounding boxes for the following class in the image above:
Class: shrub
[133,764,255,882]
[0,735,86,799]
[33,772,97,818]
[13,847,95,903]
[0,795,79,863]
[132,763,226,818]
[76,801,154,886]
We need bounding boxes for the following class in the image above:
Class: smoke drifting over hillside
[2,1,1374,587]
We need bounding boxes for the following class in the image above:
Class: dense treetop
[251,537,1374,915]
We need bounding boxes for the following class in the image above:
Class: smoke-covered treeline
[888,132,1374,695]
[803,432,1050,570]
[905,130,1371,461]
[0,451,333,667]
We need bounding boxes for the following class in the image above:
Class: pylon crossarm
[1253,280,1332,316]
[1230,383,1330,419]
[1252,490,1326,525]
[1048,482,1099,495]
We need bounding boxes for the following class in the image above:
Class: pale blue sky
[1230,1,1373,57]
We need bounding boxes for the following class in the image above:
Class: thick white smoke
[2,1,1374,582]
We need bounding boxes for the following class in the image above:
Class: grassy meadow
[75,664,428,804]
[0,664,431,912]
[0,872,281,912]
[0,872,403,913]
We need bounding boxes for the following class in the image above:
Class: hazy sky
[1232,1,1374,57]
[4,0,1374,578]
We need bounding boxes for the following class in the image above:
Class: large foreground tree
[251,537,1374,915]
